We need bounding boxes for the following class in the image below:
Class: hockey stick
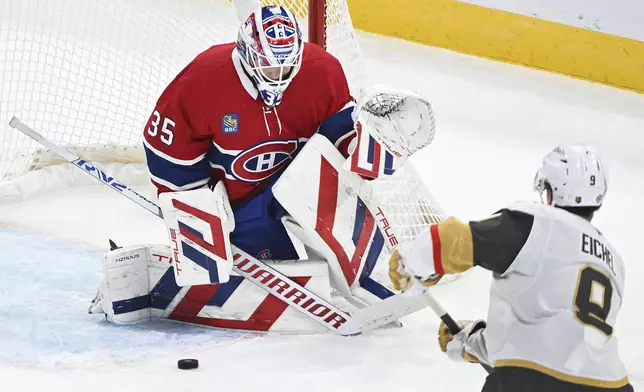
[8,117,163,218]
[405,284,493,373]
[8,117,435,336]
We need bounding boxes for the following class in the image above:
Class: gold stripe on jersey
[436,217,474,274]
[495,359,630,388]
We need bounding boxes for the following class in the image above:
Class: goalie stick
[8,116,437,336]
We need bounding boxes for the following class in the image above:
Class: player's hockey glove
[438,319,487,364]
[388,248,442,292]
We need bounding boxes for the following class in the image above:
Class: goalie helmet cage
[0,0,448,258]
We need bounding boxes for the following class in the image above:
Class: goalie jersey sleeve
[142,54,215,194]
[427,202,629,387]
[300,45,356,158]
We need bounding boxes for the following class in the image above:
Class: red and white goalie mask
[236,5,304,107]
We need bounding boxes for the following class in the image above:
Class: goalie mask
[236,5,303,107]
[533,145,608,208]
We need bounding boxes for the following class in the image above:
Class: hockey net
[0,0,453,282]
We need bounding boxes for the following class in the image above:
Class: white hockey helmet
[533,145,608,208]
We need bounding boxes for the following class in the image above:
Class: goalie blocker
[158,181,235,287]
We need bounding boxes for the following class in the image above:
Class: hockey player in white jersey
[389,145,634,391]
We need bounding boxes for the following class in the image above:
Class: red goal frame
[308,0,326,48]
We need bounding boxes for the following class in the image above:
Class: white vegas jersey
[483,201,628,387]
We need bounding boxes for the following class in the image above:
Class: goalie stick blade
[351,290,431,332]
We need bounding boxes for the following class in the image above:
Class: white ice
[1,32,644,391]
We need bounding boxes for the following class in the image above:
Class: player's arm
[388,209,535,291]
[143,81,212,195]
[388,209,534,367]
[434,211,534,368]
[312,55,357,158]
[143,80,237,287]
[318,100,356,158]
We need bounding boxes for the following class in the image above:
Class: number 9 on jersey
[574,265,614,336]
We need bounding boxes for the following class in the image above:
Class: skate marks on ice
[0,227,246,369]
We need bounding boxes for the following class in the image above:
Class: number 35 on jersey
[148,110,175,146]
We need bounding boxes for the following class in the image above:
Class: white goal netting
[0,0,455,284]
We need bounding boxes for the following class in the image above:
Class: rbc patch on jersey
[222,114,239,134]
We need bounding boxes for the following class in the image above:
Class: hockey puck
[178,358,199,370]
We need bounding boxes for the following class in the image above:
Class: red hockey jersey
[143,42,356,204]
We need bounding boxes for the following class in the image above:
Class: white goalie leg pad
[89,244,170,324]
[90,246,337,333]
[344,85,436,179]
[273,134,391,299]
[158,181,235,287]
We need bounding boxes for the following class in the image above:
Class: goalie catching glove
[344,85,436,179]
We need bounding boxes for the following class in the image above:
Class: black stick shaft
[441,313,462,335]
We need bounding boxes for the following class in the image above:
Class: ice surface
[1,31,643,391]
[0,228,246,370]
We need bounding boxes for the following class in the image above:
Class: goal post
[308,0,326,48]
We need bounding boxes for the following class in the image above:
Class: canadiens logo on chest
[211,139,300,183]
